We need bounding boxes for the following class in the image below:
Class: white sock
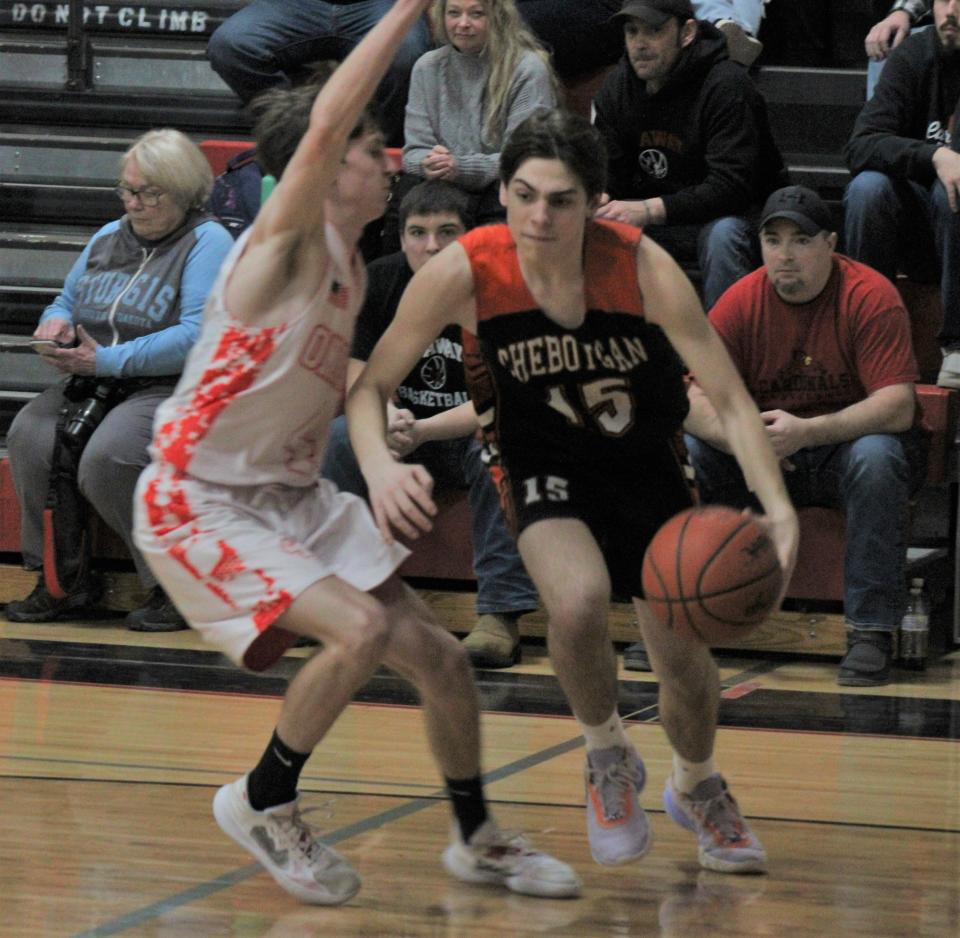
[579,711,628,752]
[672,753,716,795]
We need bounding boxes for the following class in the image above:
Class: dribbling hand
[367,460,436,544]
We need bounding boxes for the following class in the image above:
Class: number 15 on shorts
[523,474,569,505]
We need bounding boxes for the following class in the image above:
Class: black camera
[60,378,125,452]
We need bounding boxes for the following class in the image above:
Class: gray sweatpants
[7,380,172,589]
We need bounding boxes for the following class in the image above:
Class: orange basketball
[641,506,783,645]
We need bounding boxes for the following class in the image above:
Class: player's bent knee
[636,602,708,672]
[400,627,471,691]
[339,601,392,660]
[547,595,610,648]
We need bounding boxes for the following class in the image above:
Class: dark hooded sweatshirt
[844,25,960,185]
[593,21,786,225]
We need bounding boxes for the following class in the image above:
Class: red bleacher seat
[787,384,957,603]
[200,140,402,178]
[199,139,254,177]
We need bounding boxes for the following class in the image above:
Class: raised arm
[638,235,798,581]
[347,243,476,542]
[222,0,431,322]
[251,0,431,246]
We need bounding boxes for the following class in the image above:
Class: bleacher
[1,1,956,647]
[0,0,250,423]
[0,0,869,440]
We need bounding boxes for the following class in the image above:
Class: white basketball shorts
[134,462,409,671]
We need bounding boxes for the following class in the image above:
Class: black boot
[837,630,893,687]
[4,574,101,623]
[125,586,188,633]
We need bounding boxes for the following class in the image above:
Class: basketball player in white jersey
[133,0,579,905]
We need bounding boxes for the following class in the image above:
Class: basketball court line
[68,734,594,938]
[66,713,960,938]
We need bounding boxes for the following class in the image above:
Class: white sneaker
[937,349,960,389]
[212,776,361,905]
[663,774,767,874]
[716,19,763,67]
[442,819,582,898]
[584,744,652,866]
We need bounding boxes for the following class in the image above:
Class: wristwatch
[889,0,930,25]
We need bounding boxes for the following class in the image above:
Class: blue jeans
[843,169,960,345]
[866,26,930,99]
[646,215,758,310]
[684,431,928,632]
[206,0,431,146]
[322,416,539,615]
[693,0,764,34]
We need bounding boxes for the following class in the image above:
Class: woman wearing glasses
[4,129,233,632]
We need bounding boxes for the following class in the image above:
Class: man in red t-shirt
[685,185,929,686]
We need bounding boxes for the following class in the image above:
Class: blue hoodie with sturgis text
[39,212,233,378]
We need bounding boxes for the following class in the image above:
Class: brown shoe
[462,613,521,669]
[716,19,763,67]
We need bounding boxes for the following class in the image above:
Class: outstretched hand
[746,508,799,611]
[366,460,437,544]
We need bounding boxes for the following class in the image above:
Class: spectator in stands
[843,0,960,388]
[385,0,558,249]
[685,185,928,687]
[514,2,765,77]
[324,180,538,667]
[3,130,233,631]
[206,1,431,147]
[864,1,932,97]
[593,0,787,311]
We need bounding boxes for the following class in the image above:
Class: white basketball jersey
[149,224,364,487]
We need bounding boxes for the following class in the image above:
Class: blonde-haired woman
[5,128,233,632]
[385,0,557,246]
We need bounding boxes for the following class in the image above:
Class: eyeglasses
[114,185,165,207]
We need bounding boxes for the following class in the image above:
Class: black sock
[445,774,489,843]
[247,729,311,811]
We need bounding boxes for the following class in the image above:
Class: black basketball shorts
[497,438,694,599]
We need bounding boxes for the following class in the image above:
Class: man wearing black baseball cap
[684,183,929,688]
[613,0,764,64]
[612,0,696,26]
[594,0,785,311]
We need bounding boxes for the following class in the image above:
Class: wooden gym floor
[1,573,959,937]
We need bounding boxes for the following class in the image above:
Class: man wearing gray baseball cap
[685,184,929,688]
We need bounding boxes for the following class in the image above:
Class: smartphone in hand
[29,339,61,352]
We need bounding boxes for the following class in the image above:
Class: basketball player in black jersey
[349,109,798,876]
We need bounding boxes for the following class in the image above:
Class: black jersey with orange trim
[461,219,689,476]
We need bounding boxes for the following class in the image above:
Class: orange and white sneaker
[584,744,652,865]
[442,819,581,898]
[663,773,767,874]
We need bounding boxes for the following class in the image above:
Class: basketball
[641,506,783,645]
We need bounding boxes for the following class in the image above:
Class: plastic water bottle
[900,578,929,671]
